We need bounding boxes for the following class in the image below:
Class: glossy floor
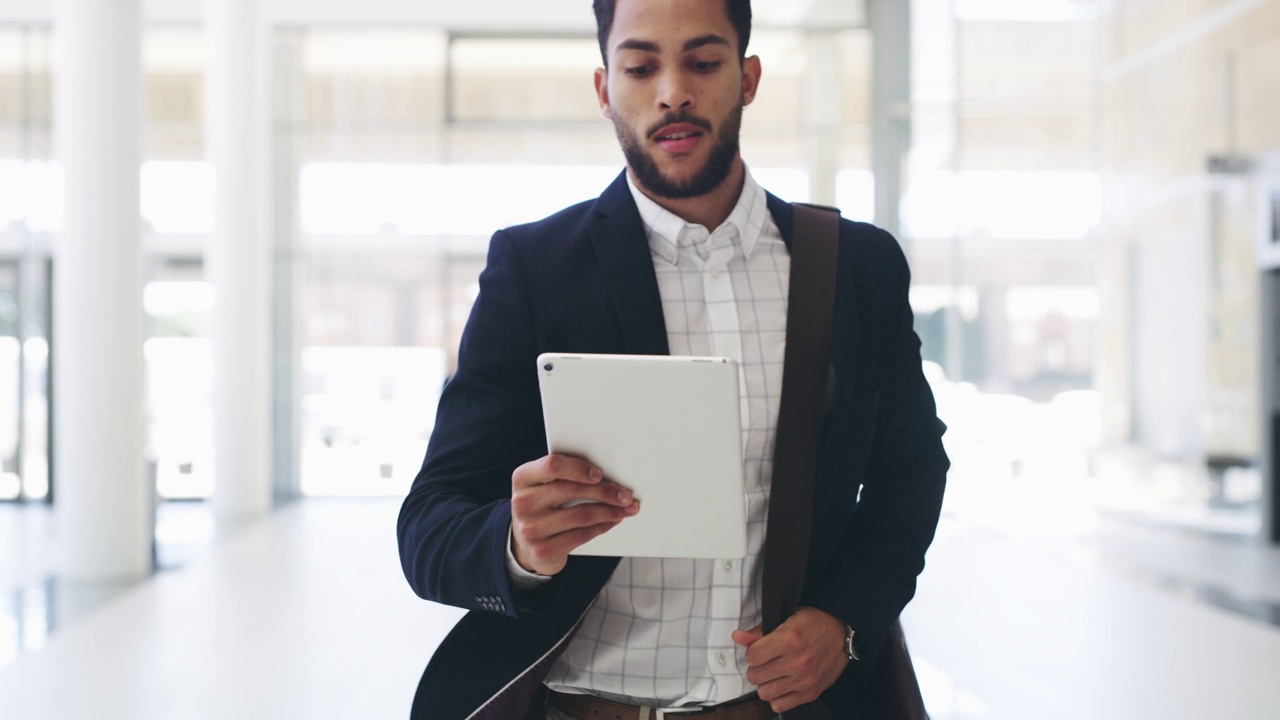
[1,499,1278,719]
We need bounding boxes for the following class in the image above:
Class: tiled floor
[0,497,1278,719]
[0,500,223,668]
[0,499,464,719]
[903,517,1280,719]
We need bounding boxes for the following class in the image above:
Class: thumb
[731,624,764,647]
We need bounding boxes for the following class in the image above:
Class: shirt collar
[625,167,769,266]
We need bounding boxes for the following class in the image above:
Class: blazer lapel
[767,191,861,410]
[765,191,796,251]
[589,171,671,356]
[585,179,821,358]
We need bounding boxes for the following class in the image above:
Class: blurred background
[0,0,1278,718]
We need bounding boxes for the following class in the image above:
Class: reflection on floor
[914,437,1280,719]
[0,501,219,669]
[0,499,464,719]
[1,497,1278,719]
[905,516,1280,720]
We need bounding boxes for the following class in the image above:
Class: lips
[653,123,706,154]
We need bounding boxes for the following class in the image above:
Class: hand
[510,454,640,575]
[731,607,849,714]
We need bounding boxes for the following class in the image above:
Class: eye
[692,60,721,73]
[625,64,655,77]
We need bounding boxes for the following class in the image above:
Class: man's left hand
[731,607,849,714]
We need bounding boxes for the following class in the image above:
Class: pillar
[869,0,911,239]
[805,31,841,208]
[206,0,273,525]
[53,0,149,580]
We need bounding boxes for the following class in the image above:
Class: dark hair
[592,0,752,66]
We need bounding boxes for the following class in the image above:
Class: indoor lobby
[1,0,1279,718]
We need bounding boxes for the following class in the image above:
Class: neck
[629,158,746,229]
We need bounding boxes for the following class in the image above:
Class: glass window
[144,278,214,500]
[449,36,601,123]
[304,29,447,126]
[953,0,1100,23]
[0,27,52,504]
[285,24,873,496]
[904,171,1101,240]
[141,162,215,234]
[139,28,215,501]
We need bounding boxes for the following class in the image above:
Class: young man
[396,1,949,718]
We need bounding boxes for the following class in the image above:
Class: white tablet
[536,352,748,559]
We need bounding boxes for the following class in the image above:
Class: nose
[657,70,694,111]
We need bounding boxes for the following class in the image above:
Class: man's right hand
[510,454,640,576]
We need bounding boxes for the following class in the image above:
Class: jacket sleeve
[805,227,950,672]
[396,229,552,617]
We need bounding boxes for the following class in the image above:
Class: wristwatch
[843,624,860,663]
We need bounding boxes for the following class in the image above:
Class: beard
[614,103,744,200]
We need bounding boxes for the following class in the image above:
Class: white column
[804,31,841,208]
[206,0,272,525]
[53,0,149,580]
[870,0,911,239]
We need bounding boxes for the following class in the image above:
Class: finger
[744,655,790,689]
[519,499,638,544]
[556,499,639,531]
[546,479,637,508]
[513,454,602,489]
[512,479,630,523]
[544,520,623,555]
[518,481,638,522]
[731,624,763,648]
[763,690,809,715]
[742,627,787,668]
[753,666,817,704]
[514,519,621,576]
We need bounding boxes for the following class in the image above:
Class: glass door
[0,258,50,503]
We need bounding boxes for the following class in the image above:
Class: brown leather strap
[760,204,840,720]
[762,204,839,635]
[548,690,775,720]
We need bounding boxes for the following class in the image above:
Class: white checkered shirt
[534,169,790,706]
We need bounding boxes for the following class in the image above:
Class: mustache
[646,112,713,139]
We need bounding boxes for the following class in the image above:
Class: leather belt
[549,690,775,720]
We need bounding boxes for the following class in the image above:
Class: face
[594,0,761,200]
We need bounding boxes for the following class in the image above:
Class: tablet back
[536,353,747,559]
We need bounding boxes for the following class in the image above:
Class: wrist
[506,526,551,583]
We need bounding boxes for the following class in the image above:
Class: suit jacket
[396,171,949,719]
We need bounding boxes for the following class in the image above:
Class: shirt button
[717,652,727,667]
[723,560,733,571]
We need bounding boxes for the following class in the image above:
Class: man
[397,1,949,718]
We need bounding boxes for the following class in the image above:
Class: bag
[858,620,929,719]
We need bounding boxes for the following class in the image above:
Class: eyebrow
[683,34,731,53]
[614,34,732,55]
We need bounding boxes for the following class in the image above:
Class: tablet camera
[543,363,554,372]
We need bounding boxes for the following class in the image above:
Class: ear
[594,67,613,120]
[741,55,762,106]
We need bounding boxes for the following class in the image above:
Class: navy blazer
[397,172,949,719]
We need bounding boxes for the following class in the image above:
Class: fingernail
[590,468,602,482]
[626,501,639,515]
[617,490,632,504]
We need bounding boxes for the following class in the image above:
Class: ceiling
[0,0,866,30]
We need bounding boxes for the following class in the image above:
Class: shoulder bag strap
[761,203,840,719]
